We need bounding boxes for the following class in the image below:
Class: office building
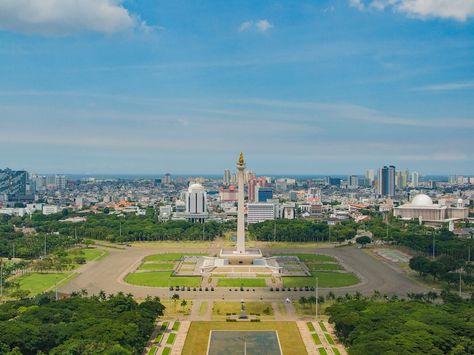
[55,175,67,190]
[366,169,375,185]
[185,183,208,223]
[223,169,231,186]
[378,165,395,197]
[348,175,358,188]
[162,173,172,185]
[0,168,28,201]
[411,171,419,187]
[247,203,275,224]
[256,186,273,202]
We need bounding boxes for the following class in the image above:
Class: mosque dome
[411,194,433,206]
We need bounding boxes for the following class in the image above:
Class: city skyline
[0,0,473,174]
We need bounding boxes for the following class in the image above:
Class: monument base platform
[219,249,263,265]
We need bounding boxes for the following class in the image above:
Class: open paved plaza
[60,244,429,300]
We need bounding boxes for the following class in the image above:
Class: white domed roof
[188,183,204,192]
[411,194,433,206]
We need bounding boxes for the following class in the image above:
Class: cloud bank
[0,0,145,35]
[350,0,474,21]
[239,19,273,32]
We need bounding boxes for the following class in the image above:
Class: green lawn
[307,263,343,271]
[172,321,180,331]
[324,333,335,345]
[282,271,359,288]
[147,345,157,355]
[166,333,176,345]
[125,271,201,287]
[307,322,315,332]
[333,348,341,355]
[273,253,337,262]
[162,347,171,355]
[199,302,208,316]
[312,333,321,345]
[18,272,74,295]
[319,321,327,332]
[144,253,205,262]
[212,301,274,316]
[139,263,176,271]
[80,248,107,261]
[217,278,266,287]
[182,321,306,355]
[319,348,328,355]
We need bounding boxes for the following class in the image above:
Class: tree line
[0,292,164,355]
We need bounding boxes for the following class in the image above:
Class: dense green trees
[409,255,473,286]
[0,292,164,354]
[327,295,474,355]
[248,219,357,242]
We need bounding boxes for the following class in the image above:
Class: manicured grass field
[166,333,176,345]
[319,321,327,332]
[333,347,341,355]
[307,263,342,271]
[217,278,266,287]
[18,272,74,295]
[312,333,321,345]
[162,347,171,355]
[182,321,307,355]
[199,302,208,316]
[319,348,328,355]
[161,300,193,317]
[80,248,107,261]
[125,271,201,287]
[144,253,205,262]
[282,271,359,288]
[212,302,274,316]
[324,333,335,345]
[172,321,181,331]
[139,263,175,271]
[307,322,315,332]
[147,345,157,355]
[274,253,337,262]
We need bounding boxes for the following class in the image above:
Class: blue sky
[0,0,473,175]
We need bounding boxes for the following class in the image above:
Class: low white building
[42,205,59,215]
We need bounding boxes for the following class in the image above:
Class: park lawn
[139,263,176,271]
[144,253,205,262]
[18,272,75,295]
[217,278,266,287]
[333,348,341,355]
[166,333,176,345]
[162,348,171,355]
[324,333,335,345]
[172,321,180,331]
[319,348,328,355]
[182,321,307,355]
[80,248,108,261]
[282,271,359,288]
[307,263,342,271]
[147,345,157,355]
[307,322,315,332]
[273,253,337,263]
[312,333,321,345]
[199,302,208,316]
[212,302,274,316]
[161,300,193,317]
[125,271,201,287]
[319,321,327,332]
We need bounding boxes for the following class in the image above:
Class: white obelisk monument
[236,152,246,254]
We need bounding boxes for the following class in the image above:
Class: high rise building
[247,203,275,224]
[162,173,172,185]
[378,165,395,197]
[0,169,28,201]
[411,171,419,187]
[366,169,375,185]
[55,175,67,190]
[185,183,208,223]
[348,175,359,188]
[223,169,231,186]
[256,186,273,202]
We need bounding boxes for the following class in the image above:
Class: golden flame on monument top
[238,152,245,166]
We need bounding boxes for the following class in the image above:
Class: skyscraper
[411,171,419,187]
[0,168,27,201]
[366,169,375,185]
[378,165,395,197]
[223,169,231,186]
[349,175,359,188]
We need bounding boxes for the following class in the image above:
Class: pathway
[297,321,318,355]
[170,321,190,355]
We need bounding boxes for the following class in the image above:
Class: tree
[409,256,430,277]
[355,236,371,247]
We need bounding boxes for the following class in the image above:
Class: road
[60,245,429,300]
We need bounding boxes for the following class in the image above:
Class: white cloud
[350,0,474,21]
[255,19,273,32]
[238,20,253,32]
[414,81,474,91]
[350,0,366,10]
[0,0,146,35]
[238,19,273,33]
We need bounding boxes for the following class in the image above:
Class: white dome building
[185,183,208,223]
[394,193,468,223]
